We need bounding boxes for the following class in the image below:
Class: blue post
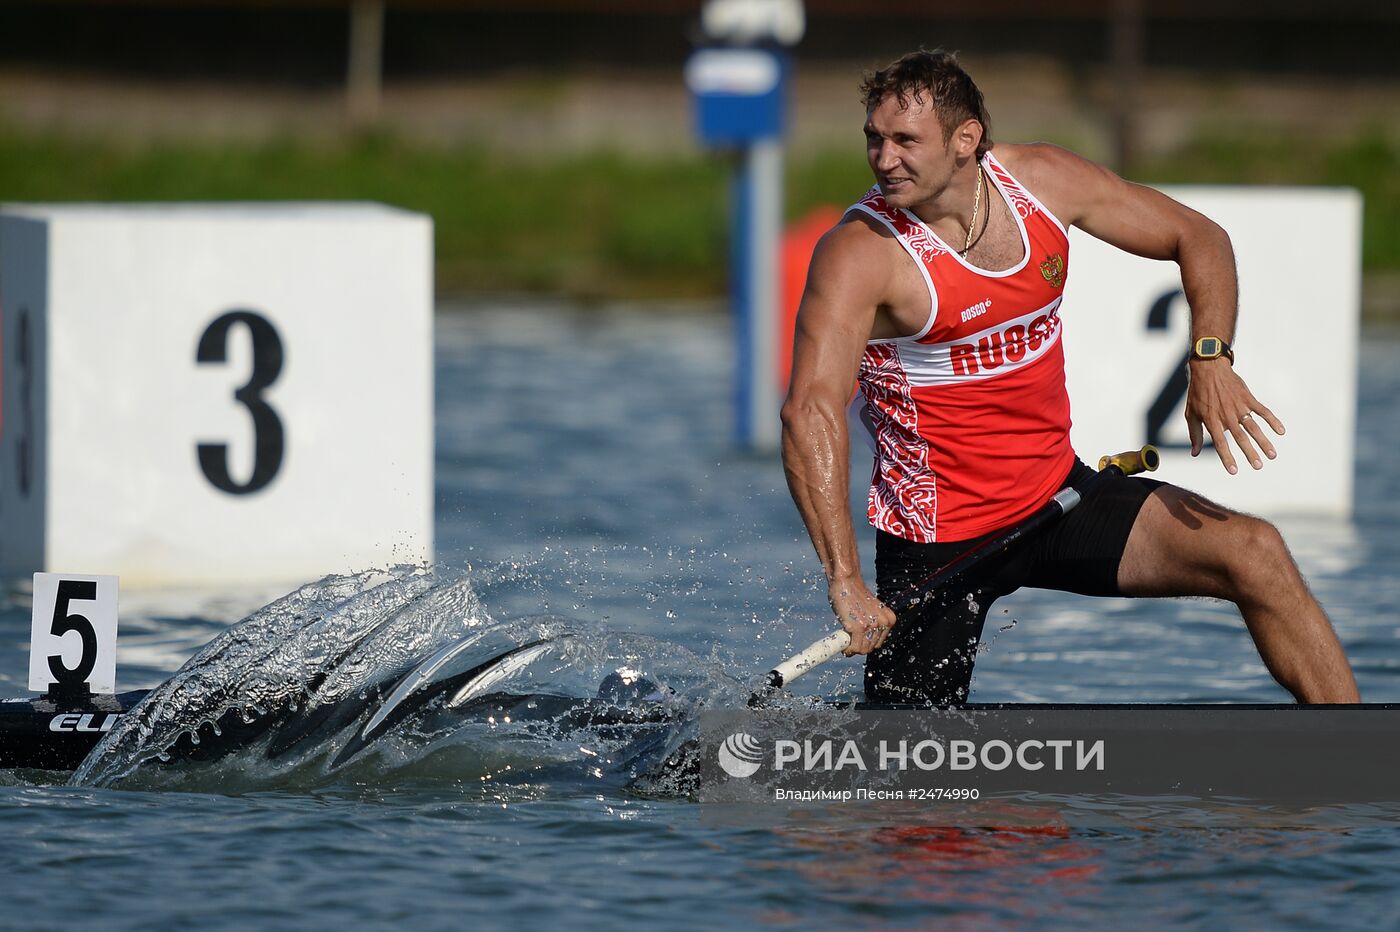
[686,47,788,451]
[732,157,754,444]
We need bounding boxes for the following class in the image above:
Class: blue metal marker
[686,46,789,450]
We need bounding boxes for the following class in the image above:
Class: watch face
[1196,337,1222,358]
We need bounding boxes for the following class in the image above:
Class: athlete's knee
[1222,516,1294,596]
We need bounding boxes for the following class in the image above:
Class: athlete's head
[860,49,992,159]
[860,49,991,209]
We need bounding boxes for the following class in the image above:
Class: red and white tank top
[851,152,1075,543]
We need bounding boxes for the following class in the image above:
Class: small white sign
[29,573,119,694]
[701,0,805,45]
[685,48,781,96]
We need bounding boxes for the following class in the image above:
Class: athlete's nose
[872,139,900,173]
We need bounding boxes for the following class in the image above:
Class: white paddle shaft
[770,630,852,688]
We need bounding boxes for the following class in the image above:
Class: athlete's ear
[951,118,983,158]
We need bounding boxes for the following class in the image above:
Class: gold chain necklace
[961,166,985,258]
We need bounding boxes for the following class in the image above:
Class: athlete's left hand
[1184,359,1285,474]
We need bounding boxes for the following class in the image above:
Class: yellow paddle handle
[1098,445,1161,477]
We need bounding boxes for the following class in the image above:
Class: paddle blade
[330,638,556,767]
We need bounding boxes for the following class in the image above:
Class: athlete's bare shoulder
[993,141,1101,182]
[806,210,900,297]
[992,142,1132,228]
[821,209,896,254]
[802,209,927,340]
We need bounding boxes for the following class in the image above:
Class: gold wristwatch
[1191,336,1234,364]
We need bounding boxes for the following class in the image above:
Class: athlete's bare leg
[1117,485,1360,704]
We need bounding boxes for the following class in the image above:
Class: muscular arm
[1005,144,1284,473]
[781,221,898,655]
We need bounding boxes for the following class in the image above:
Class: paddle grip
[1097,444,1160,477]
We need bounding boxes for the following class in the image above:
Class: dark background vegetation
[5,2,1399,82]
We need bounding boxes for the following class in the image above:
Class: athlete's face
[865,94,978,211]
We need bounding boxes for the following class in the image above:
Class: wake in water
[70,566,746,796]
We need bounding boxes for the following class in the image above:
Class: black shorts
[864,457,1163,705]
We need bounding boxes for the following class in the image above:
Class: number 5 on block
[29,574,119,695]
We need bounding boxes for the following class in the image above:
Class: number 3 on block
[29,574,119,695]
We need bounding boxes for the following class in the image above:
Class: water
[3,304,1399,928]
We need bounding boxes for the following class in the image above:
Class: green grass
[0,128,733,298]
[2,125,1396,298]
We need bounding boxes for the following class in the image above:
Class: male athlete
[780,49,1359,705]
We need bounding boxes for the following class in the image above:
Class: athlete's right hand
[828,578,898,656]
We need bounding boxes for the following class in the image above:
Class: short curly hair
[860,49,992,158]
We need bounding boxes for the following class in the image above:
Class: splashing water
[69,565,746,795]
